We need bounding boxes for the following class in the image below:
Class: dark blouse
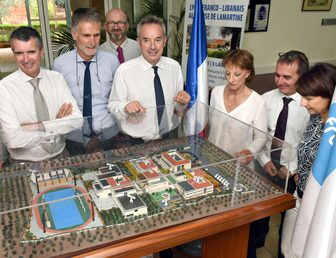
[297,114,325,199]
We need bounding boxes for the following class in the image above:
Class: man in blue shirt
[53,8,120,154]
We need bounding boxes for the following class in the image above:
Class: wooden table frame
[69,193,295,258]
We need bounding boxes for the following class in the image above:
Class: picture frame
[302,0,333,11]
[245,0,271,32]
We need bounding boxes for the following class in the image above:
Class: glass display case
[0,102,294,257]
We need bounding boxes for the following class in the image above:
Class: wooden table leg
[202,223,250,258]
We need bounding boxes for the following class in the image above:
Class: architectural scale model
[0,136,283,257]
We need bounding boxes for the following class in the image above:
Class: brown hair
[297,63,336,102]
[277,50,309,76]
[223,49,255,85]
[10,26,43,50]
[71,8,101,31]
[137,15,166,37]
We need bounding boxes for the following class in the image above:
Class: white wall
[243,0,336,74]
[169,0,336,74]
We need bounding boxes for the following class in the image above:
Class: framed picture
[302,0,333,11]
[245,0,271,32]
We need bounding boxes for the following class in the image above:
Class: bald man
[100,8,141,62]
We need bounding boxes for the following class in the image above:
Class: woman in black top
[281,63,336,257]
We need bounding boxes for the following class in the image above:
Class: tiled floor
[257,213,281,258]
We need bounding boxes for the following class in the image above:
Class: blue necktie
[153,66,165,125]
[271,97,293,169]
[83,61,92,131]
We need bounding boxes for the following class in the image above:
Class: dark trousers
[66,132,128,155]
[159,249,173,258]
[247,175,296,258]
[66,127,179,155]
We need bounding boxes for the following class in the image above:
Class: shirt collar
[75,51,97,63]
[289,92,302,102]
[277,90,302,103]
[18,68,42,83]
[140,55,164,71]
[109,38,129,49]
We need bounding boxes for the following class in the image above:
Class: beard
[109,30,126,41]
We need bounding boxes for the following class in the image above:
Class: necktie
[30,78,49,122]
[83,61,93,133]
[271,97,293,169]
[153,66,165,125]
[30,78,55,153]
[117,46,125,64]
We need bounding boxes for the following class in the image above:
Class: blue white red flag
[184,0,208,136]
[291,89,336,257]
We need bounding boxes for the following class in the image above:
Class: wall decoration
[302,0,333,11]
[245,0,271,32]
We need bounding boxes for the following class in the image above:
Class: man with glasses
[53,8,120,154]
[100,8,141,63]
[248,50,310,258]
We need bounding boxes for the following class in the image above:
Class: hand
[263,161,278,176]
[294,174,299,186]
[277,166,289,179]
[235,149,253,165]
[86,137,103,153]
[57,103,73,118]
[174,91,190,105]
[124,101,146,114]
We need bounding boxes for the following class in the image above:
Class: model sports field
[36,187,91,232]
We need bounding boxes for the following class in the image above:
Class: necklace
[227,94,240,107]
[224,86,251,111]
[225,89,242,109]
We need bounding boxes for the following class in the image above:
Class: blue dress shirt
[53,49,119,142]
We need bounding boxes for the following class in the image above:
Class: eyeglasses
[278,51,309,68]
[106,20,128,26]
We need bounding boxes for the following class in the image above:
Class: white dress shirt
[258,89,310,172]
[100,37,141,61]
[53,49,119,142]
[0,68,83,161]
[208,85,268,155]
[108,55,184,141]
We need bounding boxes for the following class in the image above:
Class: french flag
[291,90,336,257]
[185,0,208,136]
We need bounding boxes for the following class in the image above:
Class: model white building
[113,186,148,218]
[172,172,188,182]
[153,150,191,173]
[176,175,214,200]
[146,176,171,193]
[130,157,160,179]
[93,165,131,198]
[30,168,72,188]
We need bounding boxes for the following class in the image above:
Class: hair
[277,50,309,76]
[71,8,101,31]
[296,63,336,103]
[137,15,166,37]
[222,49,255,85]
[10,26,43,50]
